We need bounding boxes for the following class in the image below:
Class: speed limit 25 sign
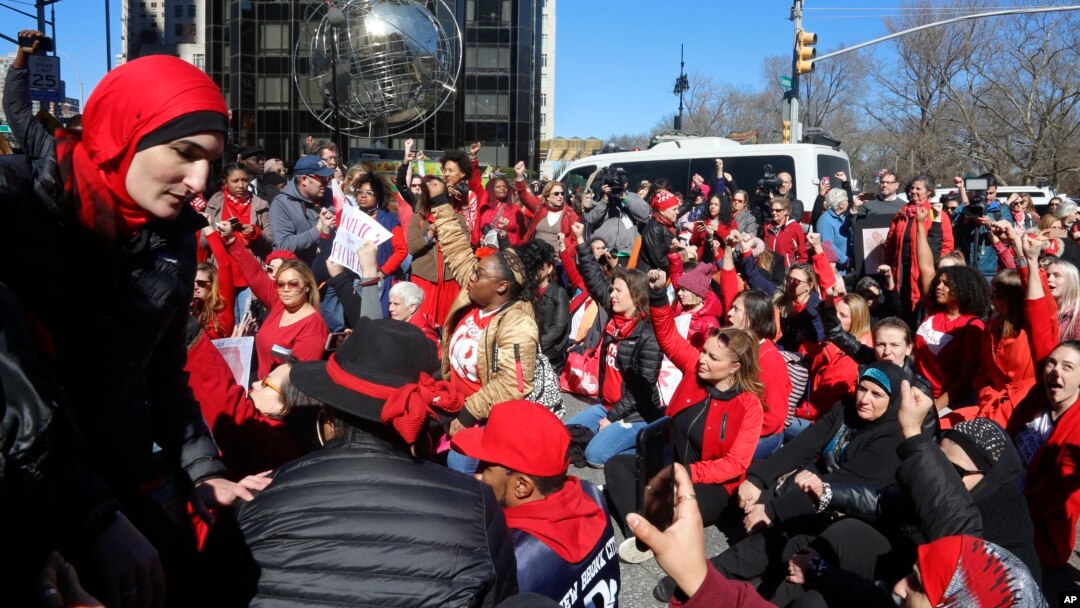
[29,55,63,102]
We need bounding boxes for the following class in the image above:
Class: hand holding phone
[636,417,675,534]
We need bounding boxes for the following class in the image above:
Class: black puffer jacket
[576,243,664,424]
[638,216,675,273]
[0,65,224,493]
[539,284,570,371]
[238,432,518,607]
[829,432,1041,585]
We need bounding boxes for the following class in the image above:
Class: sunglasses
[194,279,211,288]
[261,377,283,395]
[786,276,809,285]
[550,191,565,197]
[276,279,304,292]
[306,174,330,185]
[771,208,786,214]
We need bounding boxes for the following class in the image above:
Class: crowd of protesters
[1,31,1075,608]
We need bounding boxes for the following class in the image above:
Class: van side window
[689,156,796,199]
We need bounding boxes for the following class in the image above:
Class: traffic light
[782,120,791,144]
[796,29,817,75]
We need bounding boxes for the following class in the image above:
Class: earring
[316,410,327,446]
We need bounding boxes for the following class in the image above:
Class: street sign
[778,75,793,91]
[29,55,63,102]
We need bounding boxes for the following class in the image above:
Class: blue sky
[0,1,926,137]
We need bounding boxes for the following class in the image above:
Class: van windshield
[589,155,798,200]
[563,164,595,197]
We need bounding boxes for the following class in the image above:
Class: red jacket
[652,300,763,491]
[885,201,954,310]
[1009,392,1080,569]
[764,220,807,266]
[184,331,301,479]
[799,342,856,422]
[516,180,579,247]
[667,255,722,349]
[758,339,792,436]
[468,158,528,245]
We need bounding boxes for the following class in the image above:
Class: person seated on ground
[655,362,909,604]
[518,240,570,373]
[853,266,901,323]
[389,280,441,347]
[608,270,764,566]
[563,222,663,467]
[1045,258,1080,341]
[453,400,618,607]
[424,178,545,474]
[1009,338,1080,572]
[237,319,518,607]
[775,381,1046,608]
[665,253,722,350]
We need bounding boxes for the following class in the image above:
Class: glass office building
[191,0,543,168]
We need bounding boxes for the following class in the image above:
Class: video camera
[757,164,785,194]
[962,177,988,219]
[593,166,629,200]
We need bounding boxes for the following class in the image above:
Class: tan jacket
[407,211,466,283]
[434,204,539,423]
[202,190,274,258]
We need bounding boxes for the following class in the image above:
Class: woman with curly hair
[192,261,234,339]
[407,175,468,325]
[422,179,545,474]
[440,148,479,232]
[466,142,527,246]
[516,239,569,372]
[689,193,736,259]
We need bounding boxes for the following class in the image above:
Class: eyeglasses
[356,189,375,196]
[951,462,982,478]
[471,266,502,282]
[550,191,565,197]
[261,377,283,395]
[194,279,211,288]
[733,197,746,203]
[771,208,787,214]
[276,279,304,292]
[306,174,329,185]
[410,183,423,189]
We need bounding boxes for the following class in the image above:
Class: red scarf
[55,56,228,241]
[651,211,676,230]
[503,477,607,563]
[605,313,639,339]
[221,186,253,224]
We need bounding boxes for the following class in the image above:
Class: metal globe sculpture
[293,0,462,135]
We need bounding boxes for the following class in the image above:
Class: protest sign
[328,206,394,274]
[211,336,255,393]
[657,314,692,406]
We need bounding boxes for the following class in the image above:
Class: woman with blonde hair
[1047,258,1080,341]
[217,221,328,379]
[606,268,765,564]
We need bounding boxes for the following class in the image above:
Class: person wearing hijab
[2,35,267,605]
[654,362,909,604]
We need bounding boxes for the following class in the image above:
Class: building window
[465,93,509,117]
[193,54,205,70]
[175,23,184,36]
[541,93,546,107]
[189,5,196,18]
[542,54,547,67]
[258,76,289,108]
[466,45,510,70]
[541,113,546,126]
[260,23,289,54]
[174,5,183,18]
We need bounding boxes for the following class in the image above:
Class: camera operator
[751,166,802,236]
[582,166,650,256]
[951,174,1003,280]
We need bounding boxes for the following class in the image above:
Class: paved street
[558,393,1080,605]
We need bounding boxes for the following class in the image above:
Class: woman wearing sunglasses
[217,220,329,379]
[192,261,235,339]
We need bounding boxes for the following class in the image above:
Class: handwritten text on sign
[328,206,393,275]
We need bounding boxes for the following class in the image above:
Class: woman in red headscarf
[1,32,267,605]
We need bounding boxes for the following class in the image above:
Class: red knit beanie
[676,264,713,299]
[652,191,680,212]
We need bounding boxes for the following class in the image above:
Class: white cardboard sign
[328,206,393,274]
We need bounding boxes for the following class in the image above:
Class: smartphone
[636,417,675,536]
[270,344,294,361]
[228,217,242,230]
[324,331,350,352]
[19,35,54,53]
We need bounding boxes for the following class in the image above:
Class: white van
[556,137,852,221]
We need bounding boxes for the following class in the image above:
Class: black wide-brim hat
[290,317,440,424]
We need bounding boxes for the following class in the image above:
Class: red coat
[468,159,528,246]
[764,220,807,266]
[652,300,763,491]
[184,331,301,479]
[885,201,955,310]
[666,255,722,349]
[516,179,579,247]
[799,342,856,422]
[758,339,792,436]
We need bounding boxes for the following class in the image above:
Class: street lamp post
[56,50,84,111]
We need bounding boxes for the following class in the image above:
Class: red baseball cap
[451,401,570,477]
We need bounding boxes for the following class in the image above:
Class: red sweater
[226,238,329,378]
[652,300,763,491]
[914,312,984,402]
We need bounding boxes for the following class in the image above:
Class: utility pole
[787,0,803,144]
[672,44,688,132]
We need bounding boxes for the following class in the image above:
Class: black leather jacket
[238,431,518,607]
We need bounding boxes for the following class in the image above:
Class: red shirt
[914,312,984,400]
[449,306,496,397]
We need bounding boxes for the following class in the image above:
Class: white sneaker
[618,536,654,564]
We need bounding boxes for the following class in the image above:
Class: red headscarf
[55,55,228,240]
